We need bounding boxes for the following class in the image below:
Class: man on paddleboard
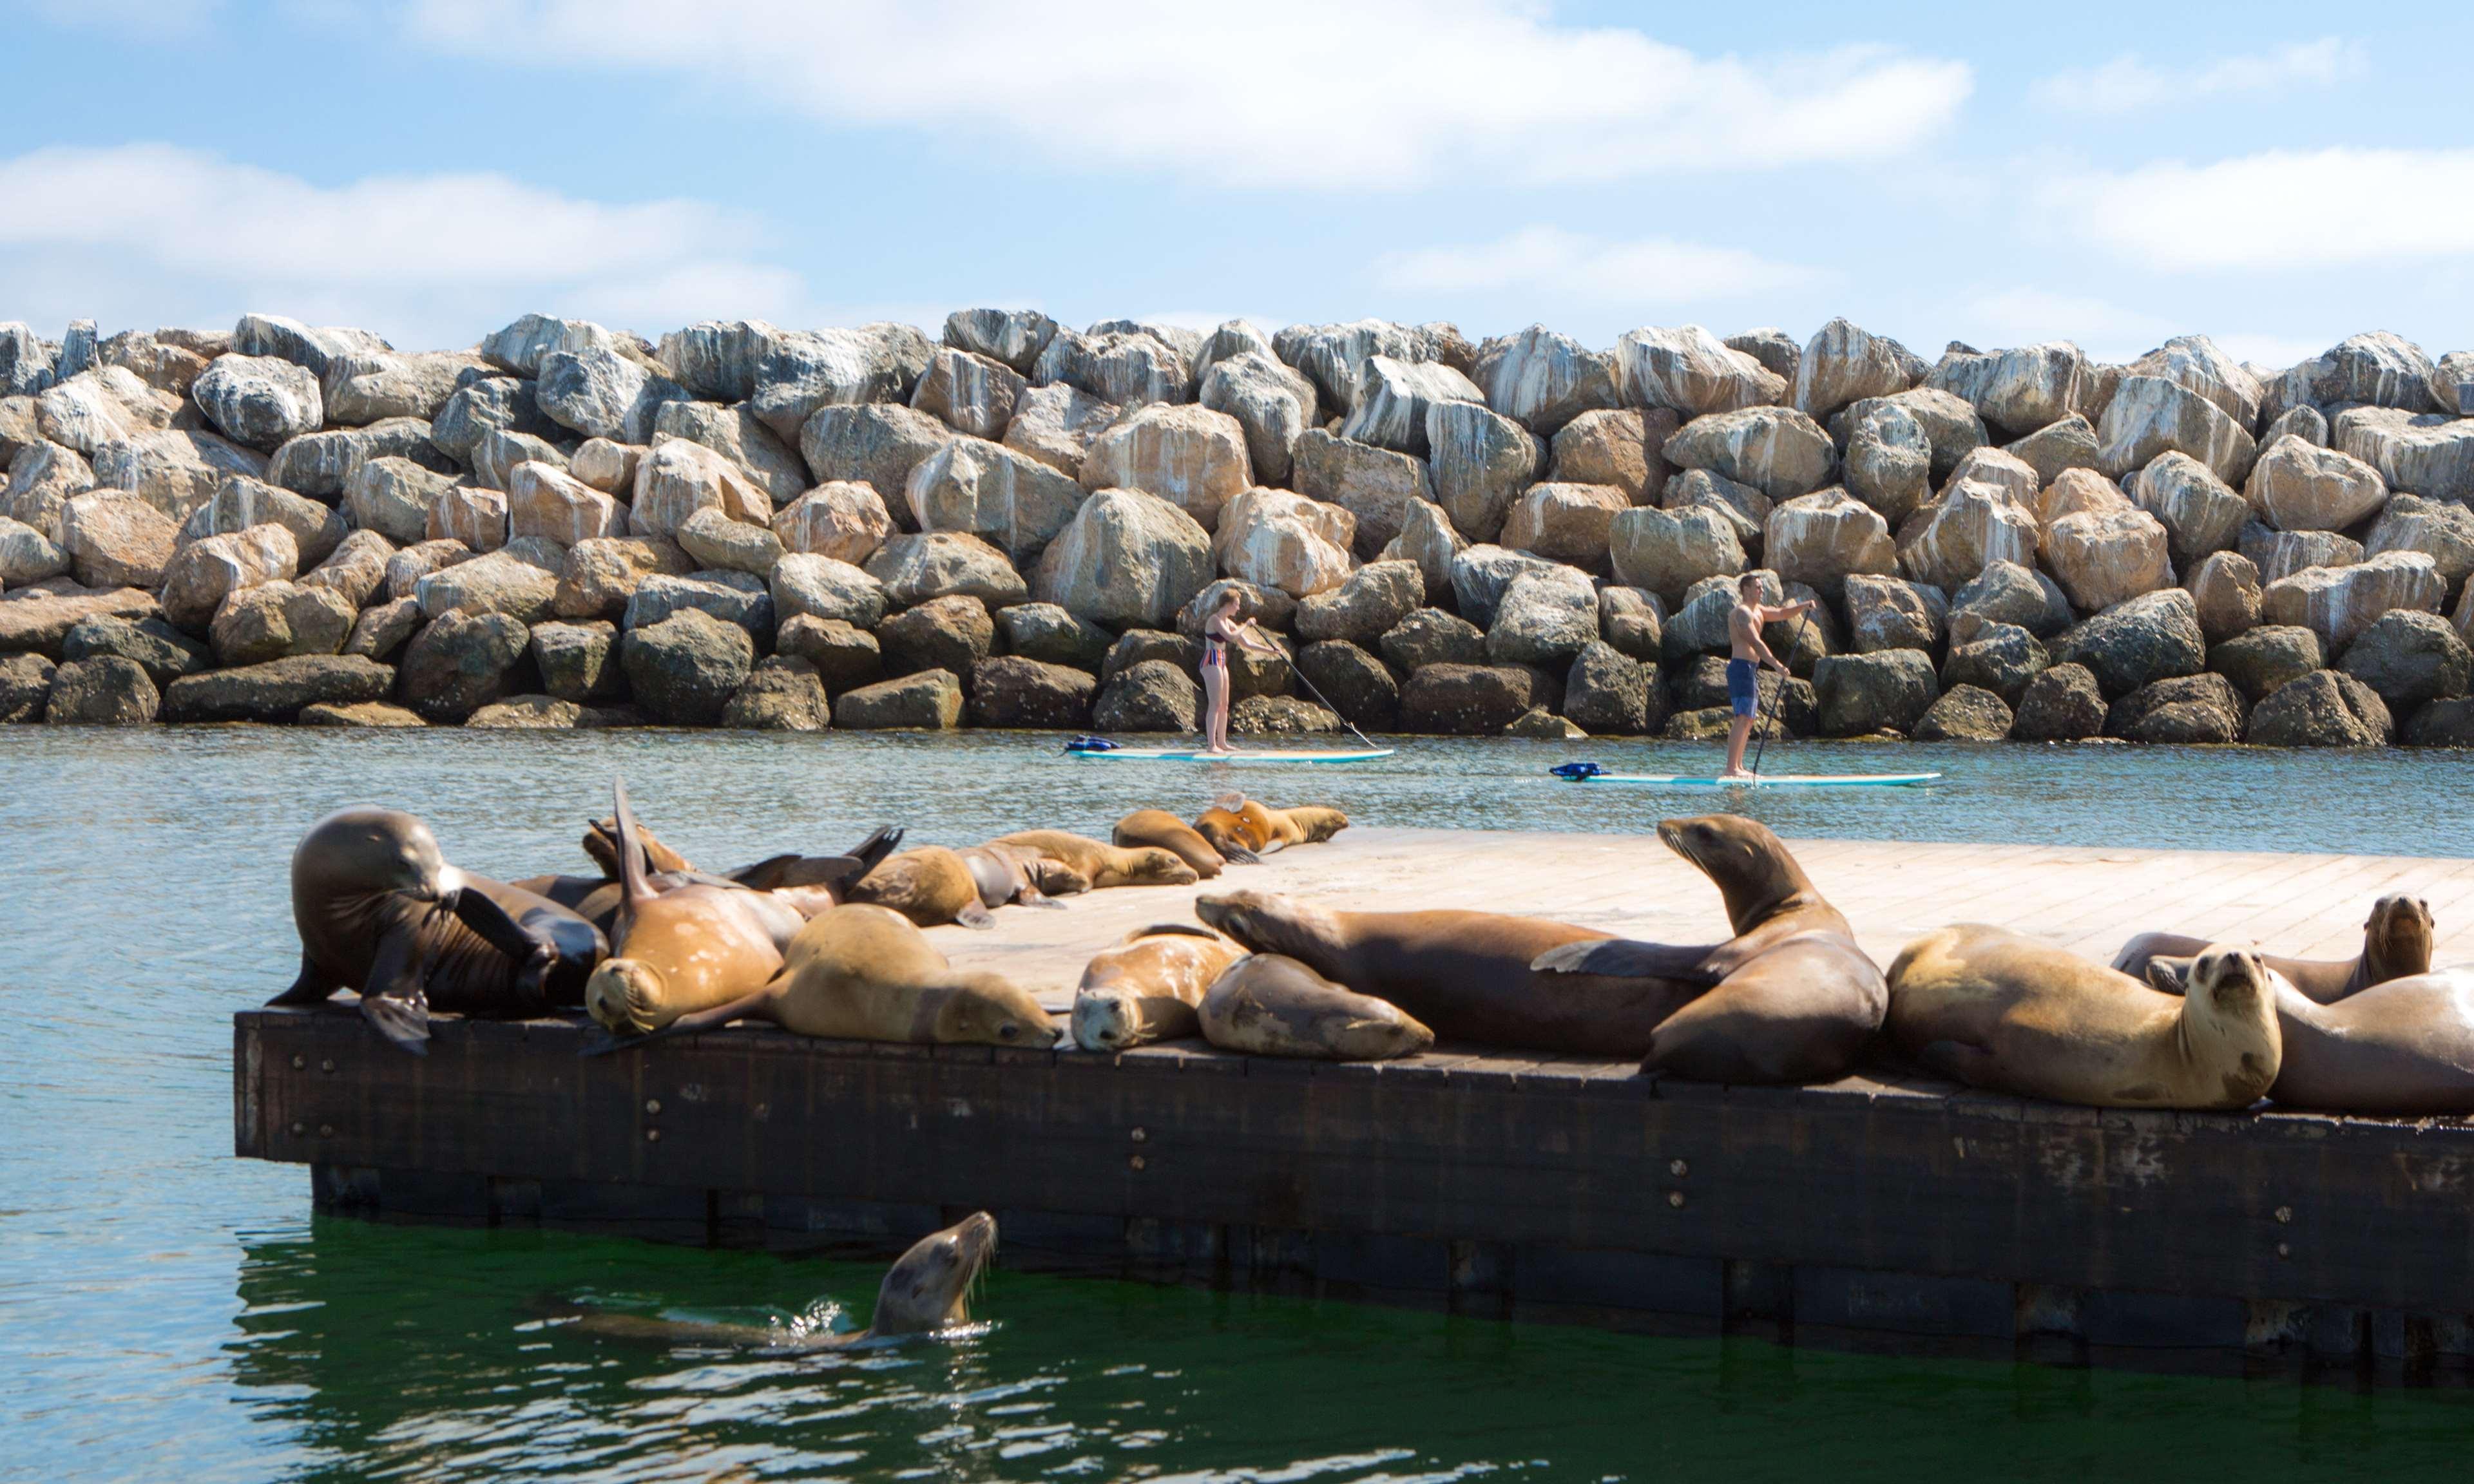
[1721,575,1816,781]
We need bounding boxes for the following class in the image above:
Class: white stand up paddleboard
[1066,743,1394,764]
[1551,766,1937,788]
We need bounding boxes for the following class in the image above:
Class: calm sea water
[7,727,2474,1482]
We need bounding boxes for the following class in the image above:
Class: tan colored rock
[771,552,888,629]
[2335,407,2474,502]
[2130,452,2249,567]
[1078,403,1253,529]
[1199,350,1316,486]
[428,484,508,553]
[2130,335,2263,430]
[343,456,454,546]
[2029,467,2132,530]
[415,548,559,623]
[0,514,68,588]
[1943,444,2040,508]
[1660,467,1770,549]
[507,461,624,546]
[569,438,644,494]
[1609,504,1745,606]
[1661,405,1834,501]
[1213,486,1356,598]
[1428,399,1544,542]
[1794,318,1923,422]
[2243,434,2388,532]
[863,531,1030,609]
[1379,497,1465,601]
[1033,488,1214,629]
[2004,413,2101,488]
[299,529,396,610]
[652,399,807,506]
[1896,481,2038,590]
[676,506,786,576]
[2241,525,2361,585]
[2042,506,2174,613]
[2260,551,2445,650]
[772,480,893,564]
[1841,400,1931,525]
[59,491,177,589]
[36,367,173,455]
[2366,493,2474,600]
[905,435,1087,563]
[2185,550,2261,645]
[160,524,297,631]
[1613,325,1783,417]
[1497,482,1625,571]
[999,382,1118,478]
[1548,406,1674,502]
[2096,374,2256,485]
[910,346,1026,440]
[630,437,769,538]
[553,537,690,620]
[209,579,356,665]
[1291,429,1434,556]
[3,440,95,537]
[1763,488,1898,601]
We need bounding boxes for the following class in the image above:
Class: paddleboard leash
[1748,607,1812,779]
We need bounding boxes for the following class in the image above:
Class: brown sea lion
[1886,928,2280,1110]
[271,807,607,1054]
[582,782,789,1036]
[990,830,1199,889]
[1198,953,1434,1060]
[958,843,1086,910]
[1113,809,1227,879]
[1268,804,1348,846]
[1193,893,1712,1054]
[525,824,901,923]
[2115,894,2435,1005]
[846,847,996,929]
[598,904,1057,1050]
[556,1212,998,1351]
[2262,968,2474,1114]
[1070,923,1248,1051]
[1529,815,1886,1083]
[1191,804,1269,862]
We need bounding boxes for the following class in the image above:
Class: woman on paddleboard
[1200,588,1282,755]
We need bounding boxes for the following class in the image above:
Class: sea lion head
[1194,889,1330,958]
[2185,945,2283,1105]
[2366,894,2435,981]
[1119,846,1201,887]
[869,1211,998,1336]
[1656,814,1805,931]
[296,807,459,903]
[926,974,1060,1048]
[1071,990,1143,1051]
[584,957,666,1036]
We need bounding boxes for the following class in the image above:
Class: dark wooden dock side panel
[235,1005,2474,1376]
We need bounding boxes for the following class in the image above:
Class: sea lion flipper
[266,951,339,1006]
[359,989,432,1054]
[957,900,998,930]
[450,884,544,966]
[1026,892,1069,911]
[584,986,775,1055]
[2146,957,2194,994]
[847,826,903,874]
[1530,939,1725,982]
[1222,844,1262,865]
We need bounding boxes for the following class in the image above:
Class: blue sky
[4,0,2470,367]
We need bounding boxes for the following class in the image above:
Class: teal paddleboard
[1554,770,1939,788]
[1065,745,1394,764]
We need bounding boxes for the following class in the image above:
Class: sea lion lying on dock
[273,807,607,1054]
[1190,798,1345,859]
[1198,953,1433,1061]
[597,903,1057,1051]
[2259,968,2474,1114]
[1071,923,1247,1051]
[553,1212,998,1351]
[1529,815,1886,1083]
[525,819,901,925]
[1113,809,1227,879]
[1887,927,2281,1110]
[990,830,1198,889]
[846,846,997,929]
[2115,894,2434,1005]
[959,843,1085,909]
[582,782,791,1036]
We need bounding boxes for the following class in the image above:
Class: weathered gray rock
[2131,453,2248,567]
[1399,662,1553,735]
[1763,488,1897,601]
[89,428,268,520]
[2260,551,2445,650]
[431,376,560,464]
[1093,658,1200,733]
[37,367,173,455]
[1474,325,1618,436]
[1796,318,1923,423]
[1598,585,1664,660]
[192,354,322,452]
[1500,482,1628,571]
[2209,625,2324,703]
[2243,435,2388,531]
[204,578,352,667]
[992,602,1105,671]
[530,620,626,704]
[1608,504,1743,605]
[41,654,158,725]
[676,506,785,576]
[393,609,527,721]
[1897,482,2037,590]
[945,309,1059,376]
[383,538,474,601]
[1932,342,2085,439]
[268,417,443,499]
[477,314,635,377]
[1913,683,2013,741]
[1379,607,1487,672]
[1276,319,1437,414]
[325,350,489,426]
[905,435,1086,563]
[967,655,1095,728]
[2185,550,2263,645]
[1448,544,1560,628]
[1843,574,1946,655]
[1812,649,1937,736]
[650,319,785,403]
[2334,408,2474,504]
[60,492,177,589]
[1287,640,1395,731]
[2052,589,2206,698]
[1500,705,1580,739]
[1198,351,1315,488]
[1614,325,1784,417]
[2405,697,2474,747]
[2004,414,2102,489]
[415,549,558,623]
[1033,326,1193,409]
[427,485,508,553]
[536,347,687,444]
[772,480,892,565]
[1211,487,1354,598]
[1484,565,1598,667]
[2248,670,2392,748]
[653,399,808,506]
[623,607,756,725]
[2096,374,2256,485]
[1723,328,1801,385]
[1662,405,1835,501]
[506,461,624,547]
[160,653,393,722]
[1341,356,1484,456]
[2105,671,2246,745]
[1378,497,1464,602]
[864,531,1030,609]
[175,474,341,567]
[1841,400,1932,525]
[553,537,689,621]
[624,569,774,642]
[61,613,207,689]
[2131,336,2263,430]
[1562,640,1656,735]
[0,649,52,719]
[2428,351,2474,417]
[0,515,70,589]
[767,551,890,630]
[1032,487,1212,629]
[1292,430,1434,556]
[1428,399,1543,542]
[1940,621,2046,706]
[1,325,58,399]
[2043,506,2174,613]
[629,437,771,538]
[2262,404,2329,450]
[1294,560,1422,646]
[796,402,952,503]
[720,657,832,731]
[343,596,420,661]
[2009,662,2106,741]
[2339,609,2473,710]
[1000,383,1118,479]
[2367,494,2474,601]
[1660,467,1770,550]
[834,667,963,730]
[470,428,568,494]
[743,323,935,441]
[1191,320,1281,392]
[160,524,296,631]
[2241,523,2362,585]
[775,615,883,692]
[2314,332,2440,413]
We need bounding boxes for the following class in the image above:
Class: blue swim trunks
[1725,658,1760,717]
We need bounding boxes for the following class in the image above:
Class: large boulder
[1812,649,1937,735]
[431,376,560,463]
[2130,336,2263,429]
[1212,487,1355,598]
[2243,435,2388,532]
[477,314,637,377]
[1292,430,1433,556]
[60,492,177,589]
[1276,318,1441,413]
[968,655,1096,728]
[1093,658,1201,732]
[746,323,935,440]
[905,435,1084,564]
[415,548,558,623]
[1840,399,1932,525]
[1613,325,1783,417]
[2366,494,2474,602]
[191,354,321,452]
[2051,589,2205,698]
[2242,524,2362,585]
[267,417,441,499]
[536,347,686,444]
[834,668,964,730]
[61,613,207,689]
[2009,662,2107,741]
[1379,607,1487,672]
[177,474,341,565]
[1598,585,1663,661]
[343,457,454,546]
[343,597,419,661]
[1035,487,1213,629]
[1941,620,2046,705]
[1001,383,1118,479]
[1341,356,1484,455]
[1763,488,1897,601]
[470,428,566,494]
[630,437,771,539]
[2131,453,2249,568]
[1549,406,1672,504]
[772,480,894,565]
[1294,640,1401,730]
[653,400,807,506]
[530,620,625,704]
[507,461,624,547]
[2301,332,2441,413]
[945,307,1059,376]
[1428,399,1543,542]
[1078,404,1252,529]
[1501,482,1628,571]
[877,593,995,678]
[2005,414,2102,488]
[1448,544,1560,627]
[2339,609,2473,710]
[1932,342,2086,439]
[570,438,644,494]
[1843,574,1947,655]
[2335,408,2474,504]
[1379,497,1465,602]
[863,531,1029,608]
[1294,560,1422,645]
[1795,318,1923,423]
[715,657,830,730]
[1724,328,1801,385]
[554,537,690,621]
[91,428,268,520]
[325,349,489,426]
[4,440,95,537]
[909,347,1026,441]
[2209,625,2325,703]
[1032,326,1193,409]
[396,609,529,722]
[1897,482,2037,590]
[0,585,160,659]
[624,569,774,642]
[1198,352,1316,486]
[1660,467,1770,549]
[160,524,296,631]
[0,650,51,719]
[1474,325,1618,435]
[161,654,393,723]
[1912,683,2012,742]
[2260,551,2444,651]
[1485,565,1598,667]
[997,602,1110,671]
[2042,506,2174,613]
[427,485,508,553]
[1609,504,1744,606]
[2097,375,2256,485]
[2185,550,2263,644]
[676,506,785,576]
[2247,671,2393,748]
[0,515,67,589]
[37,367,172,456]
[1399,663,1551,734]
[1661,405,1835,501]
[775,615,883,692]
[2105,672,2247,745]
[1944,445,2040,508]
[622,607,756,724]
[41,653,158,725]
[1562,640,1657,735]
[798,403,953,500]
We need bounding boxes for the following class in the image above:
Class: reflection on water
[7,727,2474,1482]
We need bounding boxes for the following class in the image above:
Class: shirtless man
[1721,574,1816,781]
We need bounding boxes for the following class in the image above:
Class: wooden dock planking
[922,828,2474,1011]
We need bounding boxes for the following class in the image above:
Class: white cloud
[404,1,1971,190]
[1957,289,2178,360]
[0,144,808,348]
[1377,226,1819,306]
[2029,37,2366,115]
[2041,148,2474,271]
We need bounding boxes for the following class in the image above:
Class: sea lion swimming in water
[989,830,1198,889]
[273,807,607,1054]
[1071,923,1247,1051]
[1113,810,1228,879]
[1198,953,1433,1061]
[1529,815,1886,1083]
[595,904,1057,1051]
[2115,894,2434,1005]
[582,781,791,1036]
[553,1212,999,1351]
[1887,927,2281,1110]
[2258,967,2474,1114]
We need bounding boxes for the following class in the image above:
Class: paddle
[1280,642,1385,754]
[1747,606,1813,779]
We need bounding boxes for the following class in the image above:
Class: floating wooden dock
[233,828,2474,1381]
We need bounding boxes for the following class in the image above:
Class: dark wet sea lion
[1198,953,1432,1060]
[557,1212,998,1351]
[2116,894,2435,1005]
[1529,814,1886,1083]
[524,823,903,922]
[273,807,606,1054]
[1071,923,1247,1051]
[847,846,996,928]
[956,843,1080,913]
[1113,809,1227,879]
[1193,893,1704,1054]
[581,782,789,1036]
[597,904,1056,1051]
[1887,929,2281,1109]
[990,830,1199,889]
[2263,969,2474,1114]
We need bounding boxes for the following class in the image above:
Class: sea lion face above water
[872,1212,999,1335]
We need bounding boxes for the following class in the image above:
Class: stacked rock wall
[5,309,2474,746]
